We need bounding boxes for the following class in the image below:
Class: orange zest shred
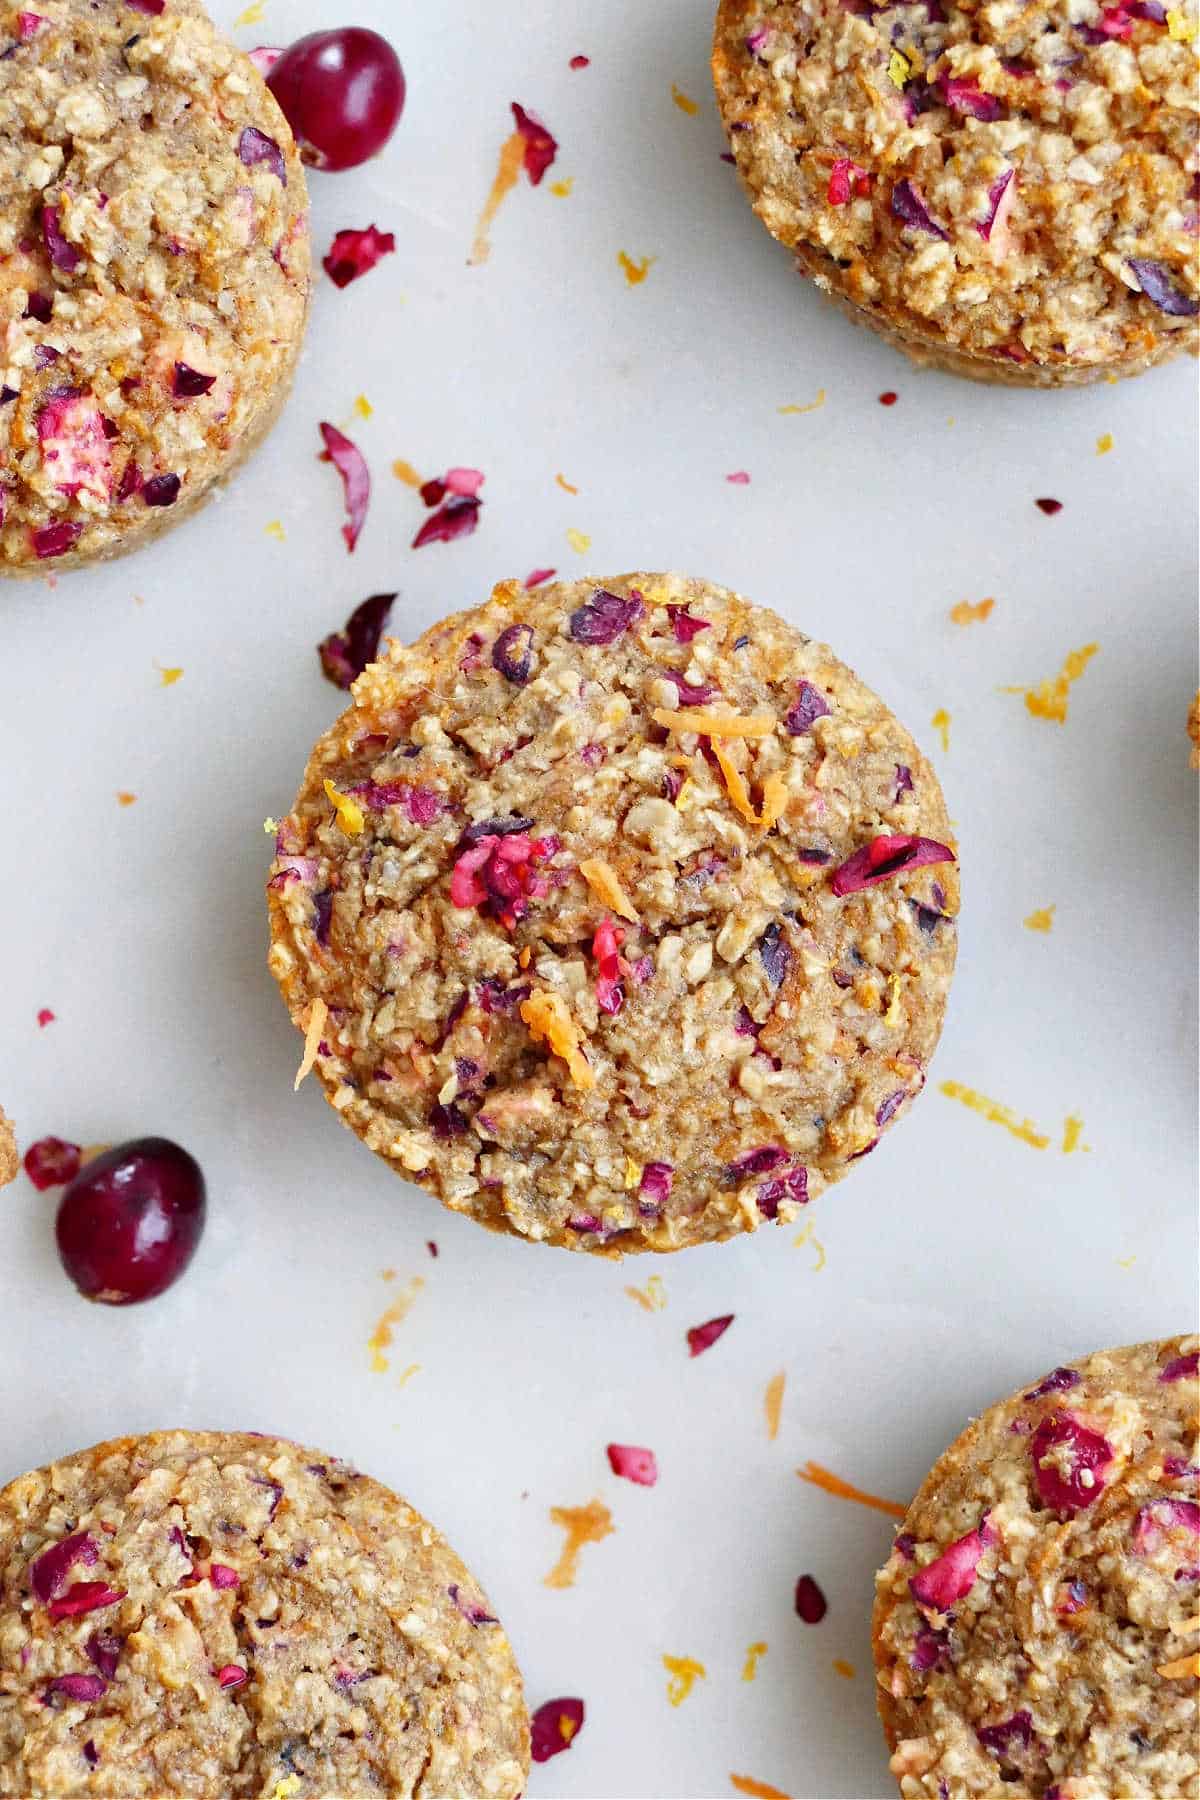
[323,778,364,837]
[520,989,595,1089]
[392,458,423,487]
[949,598,995,625]
[832,1658,856,1679]
[468,129,525,266]
[1157,1653,1200,1679]
[1061,1113,1088,1153]
[671,83,699,114]
[741,1641,768,1682]
[662,1653,706,1706]
[625,1274,667,1312]
[796,1460,906,1518]
[578,857,640,922]
[1003,644,1099,724]
[764,1371,786,1441]
[731,1777,791,1800]
[939,1079,1051,1150]
[367,1275,424,1373]
[652,707,775,738]
[544,1499,614,1588]
[555,472,579,495]
[777,390,826,415]
[293,998,328,1092]
[618,251,655,285]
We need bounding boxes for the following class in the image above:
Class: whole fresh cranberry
[267,29,404,171]
[55,1138,205,1305]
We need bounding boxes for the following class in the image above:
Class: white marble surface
[1,2,1196,1795]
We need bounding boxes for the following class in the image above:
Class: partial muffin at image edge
[0,1108,15,1187]
[873,1335,1200,1798]
[712,0,1200,387]
[0,1430,529,1799]
[267,572,959,1255]
[0,0,310,574]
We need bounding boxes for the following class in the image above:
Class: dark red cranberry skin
[55,1138,205,1305]
[267,30,404,172]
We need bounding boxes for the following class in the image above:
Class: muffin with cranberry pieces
[267,572,959,1254]
[0,1430,529,1797]
[712,0,1199,385]
[873,1336,1200,1796]
[0,0,310,573]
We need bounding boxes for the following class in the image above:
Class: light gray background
[1,2,1197,1795]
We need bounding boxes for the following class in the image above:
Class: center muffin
[267,574,959,1253]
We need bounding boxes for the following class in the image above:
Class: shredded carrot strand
[293,999,328,1092]
[652,707,775,738]
[469,130,525,266]
[579,857,640,923]
[796,1460,906,1518]
[764,1372,786,1441]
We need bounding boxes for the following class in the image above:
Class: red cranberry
[55,1138,205,1305]
[267,29,404,171]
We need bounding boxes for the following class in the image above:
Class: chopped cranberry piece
[1029,1415,1114,1513]
[794,1574,827,1622]
[24,1136,81,1191]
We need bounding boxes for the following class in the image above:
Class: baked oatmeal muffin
[0,1430,529,1798]
[0,0,310,574]
[873,1336,1200,1798]
[0,1109,16,1187]
[267,573,959,1254]
[712,0,1200,385]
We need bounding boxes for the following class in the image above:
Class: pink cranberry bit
[47,1582,126,1621]
[43,1673,106,1706]
[1029,1415,1115,1514]
[592,917,626,1015]
[267,29,405,171]
[606,1443,658,1486]
[37,389,112,504]
[794,1574,828,1623]
[30,1532,98,1603]
[23,1135,81,1191]
[530,1697,585,1763]
[686,1314,734,1357]
[55,1137,206,1305]
[908,1527,986,1612]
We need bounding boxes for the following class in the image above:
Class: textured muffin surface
[0,1109,15,1187]
[712,0,1199,380]
[873,1336,1200,1798]
[0,0,310,572]
[0,1431,529,1798]
[268,574,958,1254]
